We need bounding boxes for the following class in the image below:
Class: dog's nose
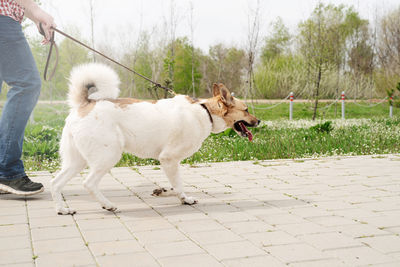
[257,119,261,125]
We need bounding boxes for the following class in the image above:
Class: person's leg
[0,80,8,195]
[0,15,43,195]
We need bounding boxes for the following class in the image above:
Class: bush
[310,121,333,133]
[23,125,60,160]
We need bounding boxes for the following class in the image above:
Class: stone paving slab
[1,154,400,267]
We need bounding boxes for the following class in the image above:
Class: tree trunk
[89,0,95,62]
[312,65,322,120]
[191,46,195,97]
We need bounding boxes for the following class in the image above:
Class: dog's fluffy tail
[68,63,120,108]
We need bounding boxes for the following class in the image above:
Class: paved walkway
[1,155,400,267]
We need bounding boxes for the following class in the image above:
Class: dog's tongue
[239,122,253,142]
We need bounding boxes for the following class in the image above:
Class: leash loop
[39,24,175,96]
[39,23,58,81]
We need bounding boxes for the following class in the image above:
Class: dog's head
[206,83,260,141]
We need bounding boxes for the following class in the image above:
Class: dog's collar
[200,103,213,124]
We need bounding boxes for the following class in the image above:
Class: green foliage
[310,121,333,133]
[375,71,400,97]
[184,117,400,163]
[389,82,400,107]
[296,3,370,119]
[347,17,373,76]
[261,17,291,61]
[118,32,155,98]
[163,37,202,95]
[24,126,59,157]
[219,128,237,137]
[23,124,61,171]
[298,3,364,73]
[254,55,307,98]
[204,44,246,93]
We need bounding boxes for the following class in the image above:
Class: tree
[188,1,196,97]
[257,18,300,99]
[376,6,400,94]
[164,38,202,95]
[347,15,373,76]
[119,31,154,98]
[88,0,96,62]
[347,20,374,99]
[163,0,181,92]
[299,4,329,120]
[245,0,261,103]
[261,17,291,62]
[202,44,246,95]
[255,55,307,99]
[298,3,364,119]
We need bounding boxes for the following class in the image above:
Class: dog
[51,63,260,215]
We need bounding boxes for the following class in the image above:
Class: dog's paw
[56,207,76,215]
[181,196,198,205]
[152,187,174,197]
[152,188,167,196]
[102,205,117,212]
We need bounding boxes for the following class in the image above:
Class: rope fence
[352,97,388,108]
[249,91,394,120]
[251,93,291,110]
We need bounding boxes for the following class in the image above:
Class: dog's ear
[212,83,220,97]
[219,84,233,106]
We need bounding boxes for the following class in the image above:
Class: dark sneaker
[0,176,44,196]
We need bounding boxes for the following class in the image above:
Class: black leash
[39,24,175,96]
[41,27,58,81]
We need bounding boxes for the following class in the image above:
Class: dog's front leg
[157,157,197,205]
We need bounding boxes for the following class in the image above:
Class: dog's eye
[244,108,249,113]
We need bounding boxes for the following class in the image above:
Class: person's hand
[17,0,56,44]
[32,8,56,44]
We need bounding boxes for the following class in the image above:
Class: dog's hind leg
[156,155,197,205]
[83,150,121,212]
[83,167,117,211]
[52,133,87,215]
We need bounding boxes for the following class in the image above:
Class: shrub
[23,125,60,160]
[310,121,333,133]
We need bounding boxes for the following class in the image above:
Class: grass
[0,101,398,171]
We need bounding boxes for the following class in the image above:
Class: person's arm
[14,0,55,43]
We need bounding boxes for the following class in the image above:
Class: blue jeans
[0,15,41,180]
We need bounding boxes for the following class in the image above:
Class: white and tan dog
[51,63,259,215]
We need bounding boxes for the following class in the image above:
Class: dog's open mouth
[234,121,254,142]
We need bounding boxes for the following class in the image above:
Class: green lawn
[0,101,398,171]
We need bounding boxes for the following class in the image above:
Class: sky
[26,0,400,53]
